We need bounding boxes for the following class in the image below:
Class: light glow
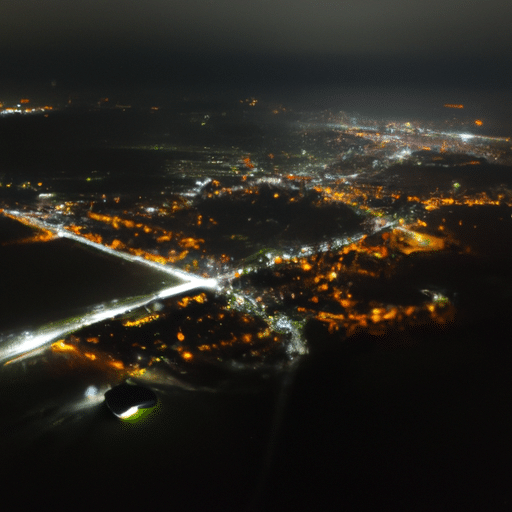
[119,406,140,418]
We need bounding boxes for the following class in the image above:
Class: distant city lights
[0,105,53,116]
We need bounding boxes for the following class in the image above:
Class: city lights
[1,99,511,373]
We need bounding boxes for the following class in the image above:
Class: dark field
[0,216,183,335]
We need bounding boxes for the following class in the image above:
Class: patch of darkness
[263,315,512,511]
[426,204,512,257]
[0,215,38,244]
[372,162,512,197]
[357,251,512,319]
[196,184,363,258]
[0,235,179,335]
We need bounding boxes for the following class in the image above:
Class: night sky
[1,0,511,106]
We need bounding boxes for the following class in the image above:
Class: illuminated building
[104,382,157,420]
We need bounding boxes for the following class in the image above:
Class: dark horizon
[2,1,510,99]
[3,47,511,90]
[1,1,511,136]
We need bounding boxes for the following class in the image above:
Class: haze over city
[2,0,511,105]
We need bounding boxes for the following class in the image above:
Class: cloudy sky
[1,0,511,96]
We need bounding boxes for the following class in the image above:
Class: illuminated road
[0,281,216,365]
[1,210,218,364]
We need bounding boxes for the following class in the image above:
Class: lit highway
[1,210,218,365]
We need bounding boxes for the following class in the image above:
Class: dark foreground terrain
[1,320,511,511]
